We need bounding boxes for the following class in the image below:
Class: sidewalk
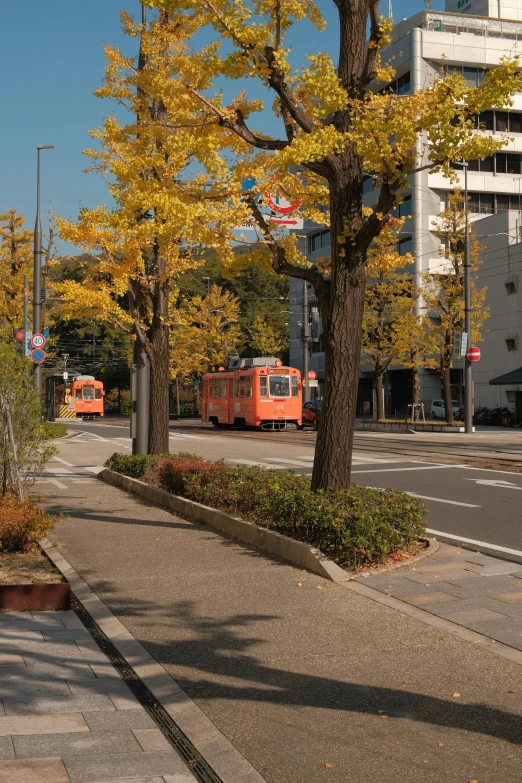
[43,477,522,783]
[0,609,195,783]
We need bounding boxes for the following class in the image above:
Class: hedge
[39,422,68,440]
[105,453,426,570]
[0,495,54,553]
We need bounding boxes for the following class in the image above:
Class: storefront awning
[489,367,522,385]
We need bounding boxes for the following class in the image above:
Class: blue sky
[0,0,443,236]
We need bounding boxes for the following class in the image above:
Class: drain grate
[72,595,225,783]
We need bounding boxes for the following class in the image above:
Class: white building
[289,0,522,417]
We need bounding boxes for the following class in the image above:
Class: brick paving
[0,610,195,783]
[358,543,522,649]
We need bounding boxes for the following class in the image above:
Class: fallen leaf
[438,742,445,747]
[410,567,416,571]
[316,585,325,590]
[325,763,333,769]
[379,714,389,719]
[425,583,431,586]
[452,692,461,698]
[468,779,478,782]
[378,710,386,714]
[507,690,515,694]
[422,759,428,763]
[297,583,303,587]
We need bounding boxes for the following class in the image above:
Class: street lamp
[202,276,211,295]
[33,144,54,399]
[462,162,473,434]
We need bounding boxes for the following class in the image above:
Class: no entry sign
[307,370,318,380]
[466,346,481,362]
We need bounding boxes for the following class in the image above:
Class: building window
[447,65,488,88]
[392,194,412,219]
[506,337,518,351]
[397,236,413,257]
[380,72,411,95]
[506,281,517,295]
[468,192,522,214]
[505,275,518,294]
[309,229,331,253]
[454,152,522,174]
[363,175,377,194]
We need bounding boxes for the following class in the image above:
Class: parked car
[430,399,461,421]
[302,400,322,430]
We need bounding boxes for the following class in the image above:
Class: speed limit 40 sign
[30,333,46,349]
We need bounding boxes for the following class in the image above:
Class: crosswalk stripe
[261,458,315,467]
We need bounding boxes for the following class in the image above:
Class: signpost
[461,332,468,356]
[466,346,481,362]
[30,348,46,364]
[307,370,317,380]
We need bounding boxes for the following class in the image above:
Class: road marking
[464,478,522,490]
[227,458,286,469]
[84,466,106,474]
[169,433,205,440]
[51,456,74,466]
[405,492,480,508]
[426,528,522,558]
[35,478,68,489]
[352,464,461,474]
[261,458,317,467]
[45,467,72,475]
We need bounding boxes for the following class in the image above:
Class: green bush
[106,452,426,569]
[39,423,67,440]
[0,495,54,553]
[104,453,158,478]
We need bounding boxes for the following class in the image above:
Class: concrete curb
[40,538,268,783]
[98,469,349,583]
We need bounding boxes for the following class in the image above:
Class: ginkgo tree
[0,210,32,333]
[423,192,488,424]
[148,0,522,488]
[54,8,251,453]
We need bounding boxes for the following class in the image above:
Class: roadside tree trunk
[441,365,454,424]
[374,372,385,421]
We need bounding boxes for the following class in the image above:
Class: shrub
[39,423,67,440]
[108,453,427,570]
[0,495,54,553]
[104,453,158,478]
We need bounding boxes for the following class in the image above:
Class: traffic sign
[307,370,318,380]
[461,332,468,356]
[31,333,46,349]
[268,216,304,228]
[466,346,481,362]
[30,348,46,364]
[264,175,302,215]
[308,380,319,387]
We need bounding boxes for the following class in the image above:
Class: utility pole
[302,280,310,402]
[23,275,29,379]
[463,163,473,434]
[33,144,54,400]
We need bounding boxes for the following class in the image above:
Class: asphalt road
[52,420,522,563]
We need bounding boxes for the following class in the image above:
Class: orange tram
[54,375,105,419]
[202,358,303,430]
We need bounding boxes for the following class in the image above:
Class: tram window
[245,377,252,397]
[83,388,94,400]
[291,376,298,397]
[233,379,238,398]
[259,376,268,397]
[269,376,290,397]
[95,389,102,399]
[75,389,83,400]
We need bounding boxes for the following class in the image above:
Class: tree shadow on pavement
[76,590,522,748]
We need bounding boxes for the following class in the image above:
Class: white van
[430,399,461,420]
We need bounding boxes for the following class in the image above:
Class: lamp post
[33,144,54,399]
[462,162,473,434]
[202,276,211,295]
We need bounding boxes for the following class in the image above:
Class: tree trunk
[312,260,366,491]
[147,269,170,455]
[374,371,385,421]
[441,365,454,424]
[412,365,420,405]
[176,376,180,416]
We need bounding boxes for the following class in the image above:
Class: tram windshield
[83,388,95,400]
[269,376,299,398]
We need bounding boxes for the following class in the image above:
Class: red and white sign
[31,333,46,349]
[264,174,302,215]
[466,346,481,362]
[268,216,304,228]
[307,370,318,380]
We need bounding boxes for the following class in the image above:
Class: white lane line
[51,456,74,466]
[169,434,205,440]
[352,464,462,474]
[45,467,72,475]
[426,528,522,558]
[35,478,68,489]
[71,479,95,484]
[84,466,106,474]
[405,493,480,508]
[458,464,522,476]
[261,458,317,467]
[227,459,286,469]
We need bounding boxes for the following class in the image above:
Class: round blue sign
[30,348,46,364]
